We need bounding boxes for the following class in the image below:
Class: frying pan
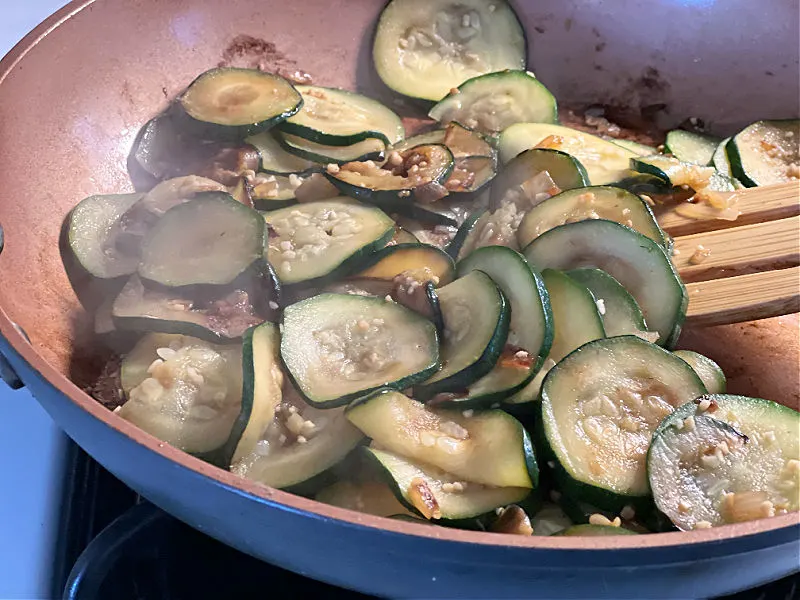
[0,0,798,597]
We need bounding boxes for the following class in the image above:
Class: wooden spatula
[657,181,800,327]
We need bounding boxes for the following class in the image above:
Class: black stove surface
[53,444,798,600]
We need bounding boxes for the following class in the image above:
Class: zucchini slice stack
[64,0,800,539]
[347,389,537,521]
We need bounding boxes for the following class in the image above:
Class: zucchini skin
[279,133,386,165]
[59,209,129,313]
[349,242,456,285]
[281,356,440,410]
[278,86,404,147]
[286,227,396,291]
[414,283,511,401]
[490,148,589,208]
[176,68,304,141]
[325,144,455,206]
[198,323,267,468]
[362,446,534,523]
[281,122,392,147]
[445,209,486,259]
[425,282,445,334]
[112,314,250,344]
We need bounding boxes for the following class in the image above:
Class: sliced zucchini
[365,447,531,520]
[712,148,747,190]
[457,245,553,374]
[127,112,183,189]
[178,68,302,139]
[415,271,509,398]
[504,359,555,407]
[490,148,588,209]
[566,268,649,338]
[227,323,283,464]
[280,293,439,407]
[648,394,800,530]
[245,131,319,175]
[726,119,800,187]
[452,202,524,260]
[390,227,419,245]
[280,86,404,146]
[118,333,243,457]
[608,138,657,157]
[391,129,448,154]
[347,389,536,488]
[326,144,454,205]
[127,111,259,189]
[712,137,734,176]
[403,198,463,227]
[229,177,252,207]
[540,269,606,363]
[136,176,229,217]
[111,275,266,341]
[523,219,687,347]
[393,217,454,249]
[446,209,485,259]
[393,125,494,178]
[139,192,264,287]
[372,0,526,102]
[264,198,395,286]
[631,155,719,189]
[348,274,443,331]
[280,132,386,165]
[664,130,720,166]
[428,71,557,134]
[442,121,496,158]
[446,156,497,194]
[516,185,666,249]
[498,123,638,184]
[554,524,638,537]
[349,243,456,286]
[613,173,673,196]
[541,336,707,508]
[67,193,143,278]
[309,278,395,303]
[505,268,608,408]
[315,480,413,517]
[443,350,536,408]
[231,383,364,489]
[672,350,726,395]
[249,173,303,210]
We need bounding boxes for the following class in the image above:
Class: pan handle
[0,222,25,389]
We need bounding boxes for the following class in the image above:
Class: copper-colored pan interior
[0,0,797,550]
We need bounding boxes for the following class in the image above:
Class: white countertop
[0,4,72,599]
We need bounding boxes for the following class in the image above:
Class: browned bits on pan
[407,477,441,520]
[218,34,313,84]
